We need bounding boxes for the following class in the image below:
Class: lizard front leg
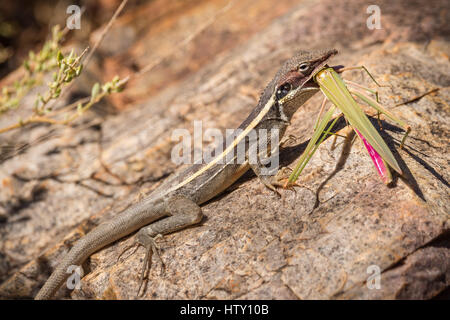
[132,195,203,297]
[249,119,294,194]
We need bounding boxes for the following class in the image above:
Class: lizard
[35,49,337,299]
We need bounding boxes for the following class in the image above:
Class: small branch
[132,0,235,80]
[393,88,440,108]
[84,0,129,67]
[47,0,129,110]
[0,0,232,135]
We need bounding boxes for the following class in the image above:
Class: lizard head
[274,49,337,117]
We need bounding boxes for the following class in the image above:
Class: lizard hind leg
[133,195,203,298]
[135,233,163,297]
[250,162,298,196]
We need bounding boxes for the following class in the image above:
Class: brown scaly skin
[35,49,337,299]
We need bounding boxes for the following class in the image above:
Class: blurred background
[0,0,448,300]
[0,0,143,78]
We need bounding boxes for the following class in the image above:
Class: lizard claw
[268,167,297,190]
[135,232,165,297]
[117,241,139,263]
[257,166,299,196]
[280,134,298,148]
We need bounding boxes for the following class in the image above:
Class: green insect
[287,66,411,186]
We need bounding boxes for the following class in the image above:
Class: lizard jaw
[301,50,338,89]
[302,78,320,89]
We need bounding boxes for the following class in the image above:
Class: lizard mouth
[299,49,338,90]
[303,78,320,89]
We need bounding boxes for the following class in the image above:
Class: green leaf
[91,83,100,101]
[23,60,30,72]
[75,64,83,76]
[57,51,64,63]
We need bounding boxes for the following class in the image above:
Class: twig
[0,0,233,134]
[132,0,235,80]
[0,116,60,134]
[393,88,439,108]
[84,0,129,67]
[49,0,129,109]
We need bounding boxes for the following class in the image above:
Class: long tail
[35,227,108,299]
[35,199,165,299]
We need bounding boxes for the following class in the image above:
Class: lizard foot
[256,167,294,196]
[280,134,298,148]
[135,232,165,297]
[117,241,140,262]
[257,174,282,197]
[267,166,298,188]
[268,166,308,190]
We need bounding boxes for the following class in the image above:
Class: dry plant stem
[0,2,129,134]
[393,88,440,108]
[49,97,91,117]
[0,0,232,134]
[89,0,233,173]
[49,0,129,108]
[1,26,64,114]
[62,77,128,124]
[36,47,89,114]
[0,78,128,134]
[133,0,235,80]
[84,0,128,66]
[0,117,60,134]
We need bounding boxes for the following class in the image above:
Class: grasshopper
[287,66,411,185]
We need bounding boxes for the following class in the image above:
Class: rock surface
[0,0,448,299]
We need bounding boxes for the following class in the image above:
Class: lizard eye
[276,83,292,100]
[298,62,310,72]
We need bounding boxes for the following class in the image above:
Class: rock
[0,0,448,299]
